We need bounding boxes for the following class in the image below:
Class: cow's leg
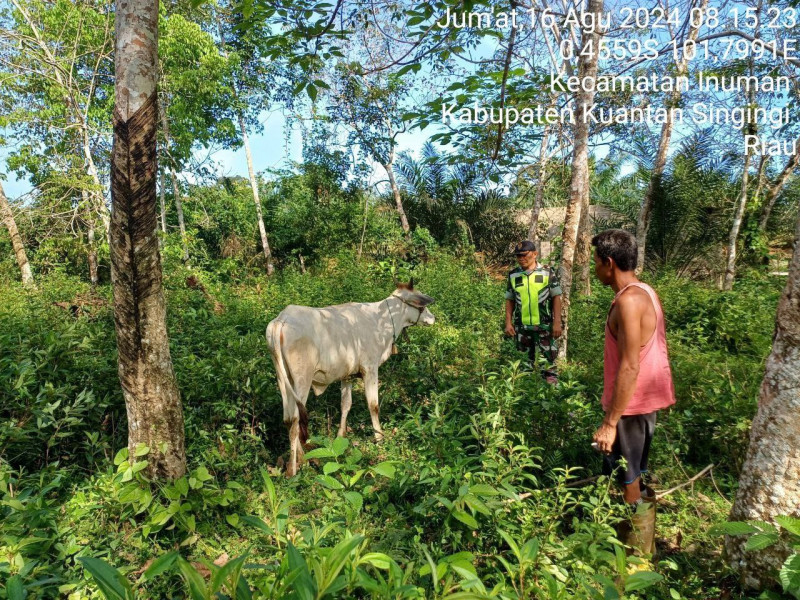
[287,417,300,477]
[363,369,383,442]
[339,380,353,438]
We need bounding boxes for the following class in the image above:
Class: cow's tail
[266,319,308,444]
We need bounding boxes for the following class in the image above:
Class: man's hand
[593,422,617,454]
[552,323,562,338]
[504,322,516,337]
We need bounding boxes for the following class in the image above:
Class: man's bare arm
[593,293,643,453]
[552,294,562,337]
[504,299,516,336]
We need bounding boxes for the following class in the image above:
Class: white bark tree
[0,180,34,286]
[557,0,604,360]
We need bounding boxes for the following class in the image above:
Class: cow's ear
[407,292,434,308]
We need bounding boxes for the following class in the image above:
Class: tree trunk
[239,114,275,275]
[759,146,800,232]
[159,109,190,264]
[723,150,752,290]
[169,167,190,264]
[726,207,800,589]
[528,124,552,243]
[214,16,275,275]
[83,189,99,288]
[0,180,34,286]
[557,0,604,360]
[383,159,410,235]
[635,0,707,275]
[576,188,592,295]
[111,0,186,480]
[159,167,167,234]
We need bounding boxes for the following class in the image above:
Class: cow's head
[393,279,435,326]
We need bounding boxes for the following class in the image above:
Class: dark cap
[513,240,537,255]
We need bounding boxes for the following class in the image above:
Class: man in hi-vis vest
[504,240,563,383]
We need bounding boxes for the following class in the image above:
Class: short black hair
[591,229,638,272]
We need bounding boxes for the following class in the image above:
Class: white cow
[266,281,435,476]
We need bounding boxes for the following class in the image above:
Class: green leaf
[194,466,213,482]
[6,575,25,600]
[323,462,343,475]
[708,522,759,536]
[344,490,363,512]
[113,448,128,466]
[287,543,315,600]
[332,436,349,456]
[780,553,800,594]
[176,557,208,600]
[359,552,393,570]
[142,551,179,581]
[745,533,780,551]
[307,84,317,102]
[468,484,499,496]
[318,535,365,596]
[134,443,150,457]
[78,557,134,600]
[239,514,274,535]
[776,516,800,537]
[372,462,395,479]
[624,571,663,592]
[452,510,478,530]
[303,448,335,459]
[316,475,344,490]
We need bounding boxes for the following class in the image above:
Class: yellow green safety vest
[510,269,550,328]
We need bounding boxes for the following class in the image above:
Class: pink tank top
[601,282,676,415]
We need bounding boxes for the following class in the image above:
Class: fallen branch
[655,464,714,498]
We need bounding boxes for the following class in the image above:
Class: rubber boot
[617,498,657,558]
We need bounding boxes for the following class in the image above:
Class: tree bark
[214,15,275,275]
[159,108,190,264]
[111,0,186,480]
[159,167,167,234]
[83,189,99,288]
[169,167,190,264]
[635,0,707,275]
[527,124,552,243]
[723,149,752,290]
[0,180,34,286]
[557,0,604,360]
[383,156,411,235]
[239,115,275,275]
[576,188,592,295]
[759,145,800,232]
[726,207,800,589]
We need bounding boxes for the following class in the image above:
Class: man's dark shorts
[603,411,657,485]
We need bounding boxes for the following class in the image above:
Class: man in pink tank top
[591,230,675,553]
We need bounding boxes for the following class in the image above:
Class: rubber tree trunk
[159,167,167,234]
[634,0,707,275]
[383,157,410,236]
[82,189,99,288]
[111,0,186,480]
[723,136,754,290]
[214,16,275,275]
[169,167,190,264]
[0,180,34,286]
[238,114,274,275]
[159,108,189,264]
[527,124,552,243]
[557,0,603,361]
[759,146,800,232]
[725,207,800,589]
[576,188,592,295]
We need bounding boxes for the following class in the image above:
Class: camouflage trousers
[516,329,558,377]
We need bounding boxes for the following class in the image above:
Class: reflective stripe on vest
[510,271,549,327]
